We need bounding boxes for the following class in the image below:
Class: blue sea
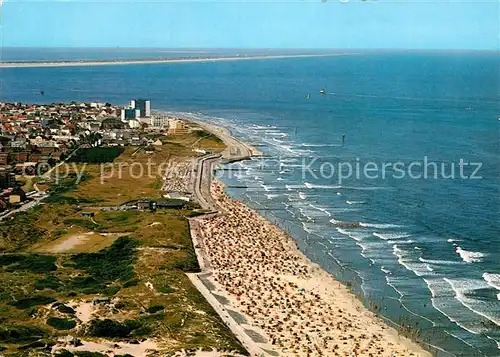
[1,48,499,357]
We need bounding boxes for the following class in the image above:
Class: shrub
[157,284,174,294]
[68,147,124,164]
[8,296,57,309]
[87,319,131,338]
[104,286,121,296]
[47,317,76,330]
[34,276,64,291]
[0,324,47,343]
[0,254,57,273]
[0,212,45,251]
[122,278,139,288]
[70,237,138,284]
[57,304,76,315]
[146,305,164,314]
[68,276,107,294]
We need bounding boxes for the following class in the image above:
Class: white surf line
[0,53,361,68]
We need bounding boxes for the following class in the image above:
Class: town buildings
[0,99,192,212]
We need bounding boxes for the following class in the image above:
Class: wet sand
[195,181,433,357]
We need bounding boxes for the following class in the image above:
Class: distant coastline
[0,53,356,68]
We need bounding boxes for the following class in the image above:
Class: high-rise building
[121,108,140,121]
[130,99,151,117]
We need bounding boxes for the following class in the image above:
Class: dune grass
[0,134,245,355]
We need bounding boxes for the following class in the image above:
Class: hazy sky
[1,0,498,50]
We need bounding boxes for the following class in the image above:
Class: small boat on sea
[319,89,327,95]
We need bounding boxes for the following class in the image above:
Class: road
[189,119,262,211]
[186,122,280,356]
[0,192,49,221]
[0,145,81,220]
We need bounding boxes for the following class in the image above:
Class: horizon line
[1,46,498,52]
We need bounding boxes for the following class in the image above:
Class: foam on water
[381,266,391,274]
[360,222,403,229]
[444,278,500,328]
[304,182,341,189]
[336,227,368,242]
[356,240,389,264]
[279,157,300,163]
[456,246,487,263]
[265,194,280,200]
[483,273,500,291]
[392,244,435,277]
[423,278,486,335]
[285,184,306,191]
[373,232,411,240]
[298,192,307,200]
[346,200,365,205]
[419,257,462,266]
[486,336,500,350]
[299,143,342,147]
[308,203,331,216]
[302,222,315,233]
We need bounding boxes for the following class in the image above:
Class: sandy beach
[192,180,433,357]
[0,53,356,68]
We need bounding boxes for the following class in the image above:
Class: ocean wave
[298,192,307,200]
[260,184,277,192]
[392,244,434,277]
[308,204,331,216]
[483,273,500,291]
[346,200,365,205]
[285,184,306,191]
[265,194,280,200]
[299,143,342,147]
[302,221,315,233]
[336,228,368,242]
[418,257,462,265]
[456,247,487,263]
[344,186,390,191]
[360,222,403,229]
[279,158,300,163]
[423,278,486,335]
[266,131,288,137]
[444,278,500,328]
[373,232,411,240]
[381,266,391,274]
[249,125,277,130]
[304,182,341,189]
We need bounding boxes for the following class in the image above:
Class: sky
[0,0,498,50]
